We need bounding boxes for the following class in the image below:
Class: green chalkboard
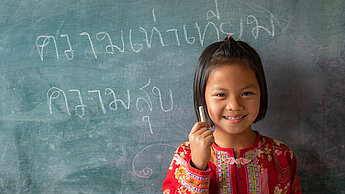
[1,0,344,193]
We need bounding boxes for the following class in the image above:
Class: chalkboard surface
[1,0,344,193]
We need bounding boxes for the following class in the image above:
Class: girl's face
[205,63,260,136]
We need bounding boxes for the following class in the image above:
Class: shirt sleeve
[290,153,302,194]
[162,143,211,194]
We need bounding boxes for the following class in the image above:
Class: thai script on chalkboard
[35,0,280,61]
[47,79,173,134]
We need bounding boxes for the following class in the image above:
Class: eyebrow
[212,85,257,91]
[211,87,227,91]
[241,85,258,90]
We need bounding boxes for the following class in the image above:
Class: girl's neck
[213,129,257,157]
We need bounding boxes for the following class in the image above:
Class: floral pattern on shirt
[163,132,301,194]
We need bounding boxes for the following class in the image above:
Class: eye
[242,91,254,96]
[216,93,226,97]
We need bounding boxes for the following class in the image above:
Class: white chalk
[198,106,206,122]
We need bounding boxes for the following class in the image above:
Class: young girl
[162,37,301,193]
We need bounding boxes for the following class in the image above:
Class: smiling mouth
[224,115,247,120]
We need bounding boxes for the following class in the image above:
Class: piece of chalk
[199,106,206,122]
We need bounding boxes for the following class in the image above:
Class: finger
[204,132,215,141]
[190,122,211,134]
[189,129,212,144]
[203,132,215,142]
[192,127,211,137]
[194,132,214,147]
[205,135,215,146]
[192,129,214,143]
[197,127,213,136]
[203,134,215,145]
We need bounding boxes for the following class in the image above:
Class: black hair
[193,36,268,126]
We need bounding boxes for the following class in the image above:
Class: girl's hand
[189,122,214,170]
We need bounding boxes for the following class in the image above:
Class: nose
[226,95,243,111]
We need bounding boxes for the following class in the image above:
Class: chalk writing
[47,87,70,115]
[68,89,86,118]
[105,88,130,111]
[183,24,196,44]
[132,143,175,178]
[195,21,220,46]
[35,0,286,61]
[80,32,97,59]
[47,79,173,134]
[136,79,153,112]
[142,116,153,134]
[36,35,59,61]
[247,14,274,39]
[96,32,125,54]
[207,0,220,20]
[166,28,180,46]
[139,8,165,48]
[152,86,173,112]
[60,34,74,60]
[88,90,107,114]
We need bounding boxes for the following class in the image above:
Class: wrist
[190,159,208,171]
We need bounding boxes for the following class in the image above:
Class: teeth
[225,115,246,120]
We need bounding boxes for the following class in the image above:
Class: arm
[290,153,302,194]
[162,143,211,194]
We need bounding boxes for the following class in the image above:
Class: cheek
[206,100,223,119]
[249,98,260,115]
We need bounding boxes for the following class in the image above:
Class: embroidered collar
[211,131,262,156]
[223,157,251,165]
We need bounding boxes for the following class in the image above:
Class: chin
[215,125,252,136]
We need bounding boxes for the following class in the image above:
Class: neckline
[212,131,262,156]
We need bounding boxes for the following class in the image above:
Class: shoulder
[259,135,295,160]
[167,142,191,170]
[174,141,192,159]
[262,135,291,150]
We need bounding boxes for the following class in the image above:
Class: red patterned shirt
[162,132,301,194]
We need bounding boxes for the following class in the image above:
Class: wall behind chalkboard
[1,0,344,193]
